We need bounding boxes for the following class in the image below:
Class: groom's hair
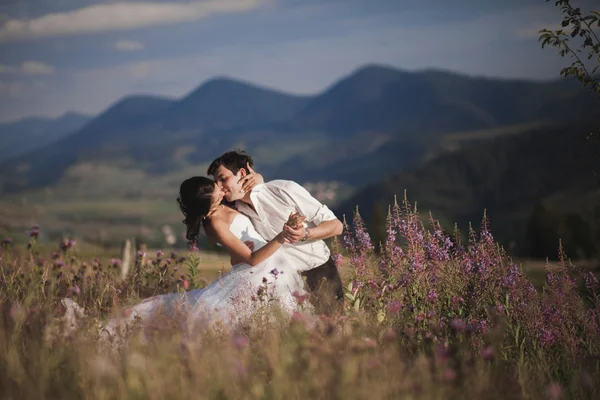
[207,150,254,176]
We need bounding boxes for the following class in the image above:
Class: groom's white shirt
[235,179,337,272]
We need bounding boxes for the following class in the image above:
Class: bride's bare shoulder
[206,208,237,233]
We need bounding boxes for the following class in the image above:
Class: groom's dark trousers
[300,257,344,314]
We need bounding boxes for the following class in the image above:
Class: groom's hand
[282,223,305,243]
[244,240,255,251]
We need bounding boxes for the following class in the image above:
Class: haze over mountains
[0,112,91,164]
[0,64,598,255]
[1,64,597,192]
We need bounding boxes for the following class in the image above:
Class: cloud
[0,0,265,42]
[128,62,150,78]
[114,39,145,51]
[21,61,54,75]
[0,65,17,73]
[0,61,55,75]
[0,81,26,99]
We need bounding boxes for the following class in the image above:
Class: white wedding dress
[88,213,311,343]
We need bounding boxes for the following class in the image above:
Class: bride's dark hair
[177,176,216,241]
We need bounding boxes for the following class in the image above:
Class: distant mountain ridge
[0,112,91,163]
[0,64,598,194]
[335,121,600,257]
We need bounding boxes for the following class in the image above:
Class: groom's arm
[276,181,343,242]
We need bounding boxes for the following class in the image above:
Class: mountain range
[335,120,600,258]
[0,112,91,164]
[0,63,598,254]
[1,64,598,192]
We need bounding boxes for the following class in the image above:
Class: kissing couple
[64,150,345,343]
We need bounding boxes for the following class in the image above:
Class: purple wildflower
[110,258,122,267]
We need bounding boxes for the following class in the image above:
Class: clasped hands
[244,211,308,250]
[282,210,308,244]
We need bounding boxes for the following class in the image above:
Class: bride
[63,175,312,344]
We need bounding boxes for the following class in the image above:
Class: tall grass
[1,195,599,399]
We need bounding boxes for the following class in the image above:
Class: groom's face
[212,165,245,202]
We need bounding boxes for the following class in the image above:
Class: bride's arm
[238,163,264,193]
[206,220,286,266]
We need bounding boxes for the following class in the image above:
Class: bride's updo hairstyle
[177,176,216,241]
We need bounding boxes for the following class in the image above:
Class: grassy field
[2,202,600,399]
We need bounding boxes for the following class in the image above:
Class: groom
[208,150,344,313]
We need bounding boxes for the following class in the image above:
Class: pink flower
[292,291,308,305]
[386,301,401,314]
[546,383,562,400]
[233,335,249,349]
[481,346,495,361]
[443,369,456,381]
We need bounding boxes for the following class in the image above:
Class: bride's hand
[285,211,305,229]
[244,240,255,251]
[239,162,264,193]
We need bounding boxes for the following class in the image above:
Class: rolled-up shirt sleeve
[275,181,338,226]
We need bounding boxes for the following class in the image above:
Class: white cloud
[114,39,145,51]
[0,65,17,73]
[128,62,150,78]
[21,61,55,75]
[0,61,55,75]
[0,0,265,42]
[0,81,26,99]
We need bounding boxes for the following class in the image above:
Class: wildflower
[27,225,40,238]
[538,327,557,346]
[386,301,401,315]
[156,250,164,258]
[1,237,13,246]
[481,346,495,361]
[467,319,488,334]
[427,289,438,302]
[60,239,76,251]
[188,240,199,252]
[450,318,466,333]
[494,304,505,316]
[583,271,599,293]
[269,268,279,277]
[110,258,122,267]
[292,291,308,305]
[291,311,310,327]
[381,328,397,343]
[332,253,343,267]
[233,335,249,349]
[363,337,377,348]
[183,280,189,290]
[546,383,562,400]
[443,369,456,381]
[9,304,25,321]
[69,285,81,296]
[434,345,449,361]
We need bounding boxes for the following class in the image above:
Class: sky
[0,0,597,122]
